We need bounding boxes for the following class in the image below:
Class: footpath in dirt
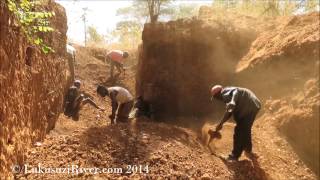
[16,47,317,180]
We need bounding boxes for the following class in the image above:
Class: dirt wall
[235,12,320,175]
[0,1,69,178]
[235,13,320,99]
[264,78,319,175]
[136,18,256,119]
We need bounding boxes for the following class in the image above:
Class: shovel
[207,128,222,155]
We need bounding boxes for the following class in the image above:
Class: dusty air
[0,0,319,179]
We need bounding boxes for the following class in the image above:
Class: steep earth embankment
[264,78,319,175]
[198,5,276,34]
[236,13,319,98]
[0,1,69,178]
[235,12,320,176]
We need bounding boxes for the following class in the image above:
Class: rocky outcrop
[0,1,69,178]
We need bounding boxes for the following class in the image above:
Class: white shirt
[67,44,76,56]
[107,86,133,104]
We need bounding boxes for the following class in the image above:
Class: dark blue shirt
[221,87,261,118]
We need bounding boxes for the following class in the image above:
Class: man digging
[209,85,261,161]
[96,85,134,124]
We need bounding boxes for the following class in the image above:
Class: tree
[146,0,170,23]
[169,3,199,20]
[87,26,104,44]
[6,0,55,53]
[117,0,172,23]
[116,2,149,24]
[110,21,142,49]
[113,0,201,49]
[303,0,320,13]
[211,0,320,17]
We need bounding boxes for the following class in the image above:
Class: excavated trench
[136,12,320,176]
[1,2,319,179]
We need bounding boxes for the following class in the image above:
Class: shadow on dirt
[80,119,200,168]
[100,73,131,90]
[219,156,270,180]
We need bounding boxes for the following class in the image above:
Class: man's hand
[226,102,235,112]
[216,123,223,132]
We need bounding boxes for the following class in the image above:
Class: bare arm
[109,91,119,119]
[83,98,101,109]
[81,91,94,99]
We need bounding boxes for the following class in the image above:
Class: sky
[56,0,212,45]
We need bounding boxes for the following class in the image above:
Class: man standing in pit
[64,80,104,121]
[96,85,134,124]
[105,50,129,78]
[210,85,261,161]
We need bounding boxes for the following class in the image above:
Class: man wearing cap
[105,50,129,78]
[210,85,261,161]
[96,85,134,124]
[64,80,104,121]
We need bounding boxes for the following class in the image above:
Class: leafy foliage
[145,0,171,23]
[112,21,142,49]
[113,0,201,50]
[211,0,320,17]
[87,26,104,45]
[7,0,55,53]
[169,3,199,20]
[116,0,174,23]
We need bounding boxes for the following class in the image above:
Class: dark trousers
[110,60,124,78]
[232,109,259,158]
[67,96,97,121]
[116,101,134,122]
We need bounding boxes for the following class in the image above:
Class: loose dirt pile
[237,12,319,73]
[236,12,320,98]
[264,78,319,175]
[198,6,276,34]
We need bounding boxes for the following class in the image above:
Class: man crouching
[64,80,104,121]
[96,85,134,124]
